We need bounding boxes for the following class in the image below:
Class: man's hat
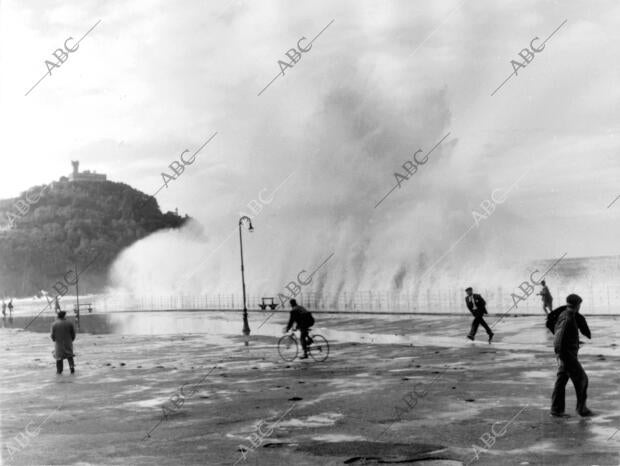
[57,310,67,318]
[566,294,582,306]
[465,287,473,292]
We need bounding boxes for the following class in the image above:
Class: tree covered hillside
[0,180,187,297]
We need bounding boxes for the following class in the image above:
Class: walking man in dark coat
[550,294,592,417]
[51,311,76,374]
[465,287,494,343]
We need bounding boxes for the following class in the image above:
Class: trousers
[468,314,492,338]
[551,350,588,413]
[56,357,75,374]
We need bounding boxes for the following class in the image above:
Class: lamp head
[239,215,254,231]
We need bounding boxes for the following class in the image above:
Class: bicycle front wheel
[277,334,299,362]
[308,334,329,362]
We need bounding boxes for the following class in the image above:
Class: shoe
[488,333,494,344]
[550,410,569,417]
[70,367,75,374]
[578,408,594,417]
[467,335,474,341]
[299,355,309,360]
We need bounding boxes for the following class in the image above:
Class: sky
[0,0,619,296]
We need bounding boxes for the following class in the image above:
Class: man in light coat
[538,280,553,315]
[51,311,76,374]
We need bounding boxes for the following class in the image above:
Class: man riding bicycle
[284,299,315,359]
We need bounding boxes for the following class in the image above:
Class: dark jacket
[51,317,76,360]
[285,305,313,331]
[465,294,487,315]
[553,306,590,354]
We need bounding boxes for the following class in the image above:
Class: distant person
[284,299,315,359]
[7,299,13,316]
[54,296,62,314]
[538,280,553,315]
[50,311,76,375]
[1,300,5,317]
[465,287,494,343]
[550,294,592,417]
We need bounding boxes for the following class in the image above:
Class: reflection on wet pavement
[5,311,618,358]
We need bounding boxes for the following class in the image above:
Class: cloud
[2,0,620,299]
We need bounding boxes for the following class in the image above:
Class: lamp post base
[242,310,251,335]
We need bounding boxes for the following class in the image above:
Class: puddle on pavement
[521,370,553,379]
[293,441,459,464]
[278,412,343,428]
[2,312,257,337]
[311,434,367,442]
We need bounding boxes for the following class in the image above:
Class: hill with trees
[0,179,187,297]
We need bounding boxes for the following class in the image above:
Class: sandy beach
[1,311,618,465]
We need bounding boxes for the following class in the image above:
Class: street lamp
[238,216,254,335]
[75,259,80,325]
[74,247,95,329]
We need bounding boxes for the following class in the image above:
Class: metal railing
[87,286,620,314]
[8,286,619,316]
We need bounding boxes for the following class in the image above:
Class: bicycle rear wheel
[277,334,298,362]
[308,334,329,362]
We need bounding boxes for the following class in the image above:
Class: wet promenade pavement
[1,311,618,465]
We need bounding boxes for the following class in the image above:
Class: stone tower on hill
[68,161,107,182]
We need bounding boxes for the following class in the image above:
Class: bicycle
[277,331,330,362]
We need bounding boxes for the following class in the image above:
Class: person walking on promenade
[538,280,553,315]
[54,296,62,314]
[550,294,592,417]
[465,287,494,343]
[7,299,13,316]
[1,300,6,317]
[51,311,76,375]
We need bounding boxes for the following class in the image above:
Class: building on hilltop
[67,161,107,182]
